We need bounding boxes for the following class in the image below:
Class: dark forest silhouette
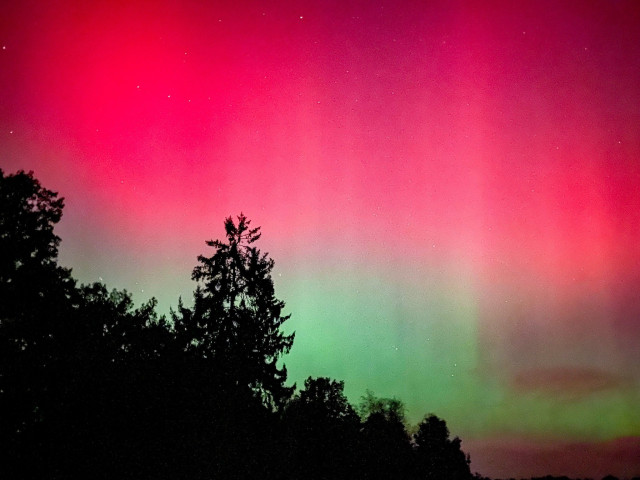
[0,170,635,480]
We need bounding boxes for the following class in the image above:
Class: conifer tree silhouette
[174,213,295,406]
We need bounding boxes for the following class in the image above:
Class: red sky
[2,1,640,477]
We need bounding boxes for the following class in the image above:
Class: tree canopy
[414,414,471,480]
[4,169,600,480]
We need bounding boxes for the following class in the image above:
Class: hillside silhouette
[0,169,634,480]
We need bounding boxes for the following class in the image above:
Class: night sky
[2,1,640,477]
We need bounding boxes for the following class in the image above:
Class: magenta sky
[2,1,640,477]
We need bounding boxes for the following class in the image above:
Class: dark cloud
[510,367,628,397]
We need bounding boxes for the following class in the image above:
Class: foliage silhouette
[3,170,628,480]
[359,392,415,479]
[358,389,407,424]
[284,377,361,479]
[172,213,294,407]
[0,170,76,476]
[413,414,471,480]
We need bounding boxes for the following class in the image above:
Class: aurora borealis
[2,0,639,477]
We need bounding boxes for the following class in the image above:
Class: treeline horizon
[1,169,636,480]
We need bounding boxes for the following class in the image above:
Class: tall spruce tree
[176,213,294,406]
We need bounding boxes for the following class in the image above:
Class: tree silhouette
[285,377,361,479]
[293,377,358,422]
[61,283,173,478]
[162,214,297,479]
[174,213,295,406]
[3,171,561,480]
[358,389,407,424]
[0,170,77,476]
[359,391,414,479]
[413,414,471,480]
[0,170,177,478]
